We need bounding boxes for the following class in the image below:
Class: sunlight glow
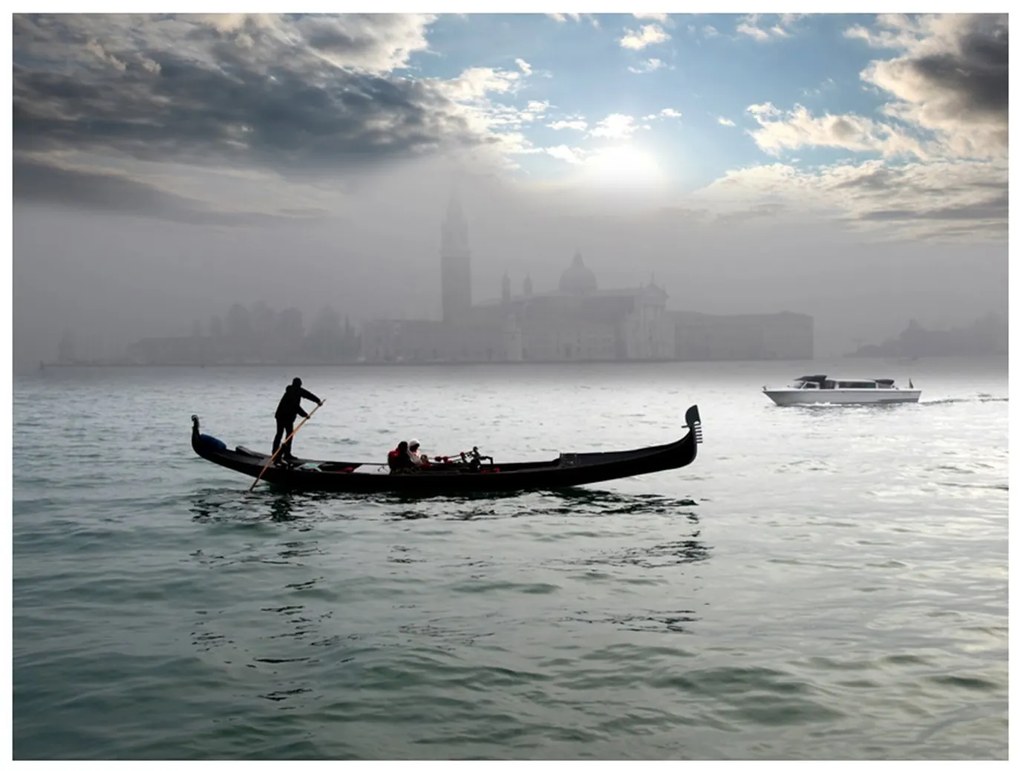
[581,144,666,189]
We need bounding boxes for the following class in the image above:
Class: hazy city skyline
[12,12,1008,372]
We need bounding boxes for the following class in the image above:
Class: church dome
[558,252,598,295]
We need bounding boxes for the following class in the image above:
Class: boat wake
[922,396,1008,405]
[785,401,917,410]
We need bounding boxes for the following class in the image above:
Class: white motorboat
[763,374,921,406]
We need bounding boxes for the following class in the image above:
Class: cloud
[743,15,1006,164]
[433,67,547,160]
[522,101,549,119]
[619,24,670,50]
[545,145,585,164]
[13,157,315,225]
[547,13,598,27]
[826,159,1007,239]
[515,58,532,76]
[695,157,1007,241]
[746,102,925,159]
[643,108,682,121]
[844,13,923,49]
[628,58,666,74]
[854,14,1007,159]
[548,118,588,131]
[736,19,771,42]
[84,37,127,71]
[633,13,670,23]
[736,13,804,42]
[801,77,837,98]
[713,15,1006,241]
[438,66,520,101]
[292,13,434,73]
[718,117,736,127]
[589,113,645,140]
[14,14,507,182]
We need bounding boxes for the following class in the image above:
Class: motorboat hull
[763,389,921,406]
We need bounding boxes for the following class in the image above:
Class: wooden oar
[249,400,325,491]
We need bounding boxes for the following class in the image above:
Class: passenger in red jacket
[387,441,415,473]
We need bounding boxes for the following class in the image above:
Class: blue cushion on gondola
[199,434,227,451]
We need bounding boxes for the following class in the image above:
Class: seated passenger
[408,439,430,467]
[462,446,493,471]
[387,441,415,473]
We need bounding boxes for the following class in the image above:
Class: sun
[582,144,666,189]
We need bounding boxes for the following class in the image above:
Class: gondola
[191,405,702,495]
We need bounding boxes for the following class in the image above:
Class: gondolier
[272,377,322,462]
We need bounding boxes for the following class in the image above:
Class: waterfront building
[361,197,812,363]
[122,196,813,366]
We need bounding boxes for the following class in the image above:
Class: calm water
[12,357,1008,760]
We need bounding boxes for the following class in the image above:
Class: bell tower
[440,194,471,322]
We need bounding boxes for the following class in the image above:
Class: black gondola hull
[191,405,702,495]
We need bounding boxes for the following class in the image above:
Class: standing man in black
[273,377,322,462]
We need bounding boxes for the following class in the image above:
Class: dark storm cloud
[863,14,1008,156]
[911,15,1008,118]
[298,14,395,58]
[12,14,488,174]
[13,158,316,225]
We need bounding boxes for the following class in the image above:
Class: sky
[8,9,1011,370]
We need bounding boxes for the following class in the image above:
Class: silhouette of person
[387,441,415,473]
[273,377,322,462]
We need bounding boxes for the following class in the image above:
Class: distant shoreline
[34,352,1009,371]
[37,357,818,369]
